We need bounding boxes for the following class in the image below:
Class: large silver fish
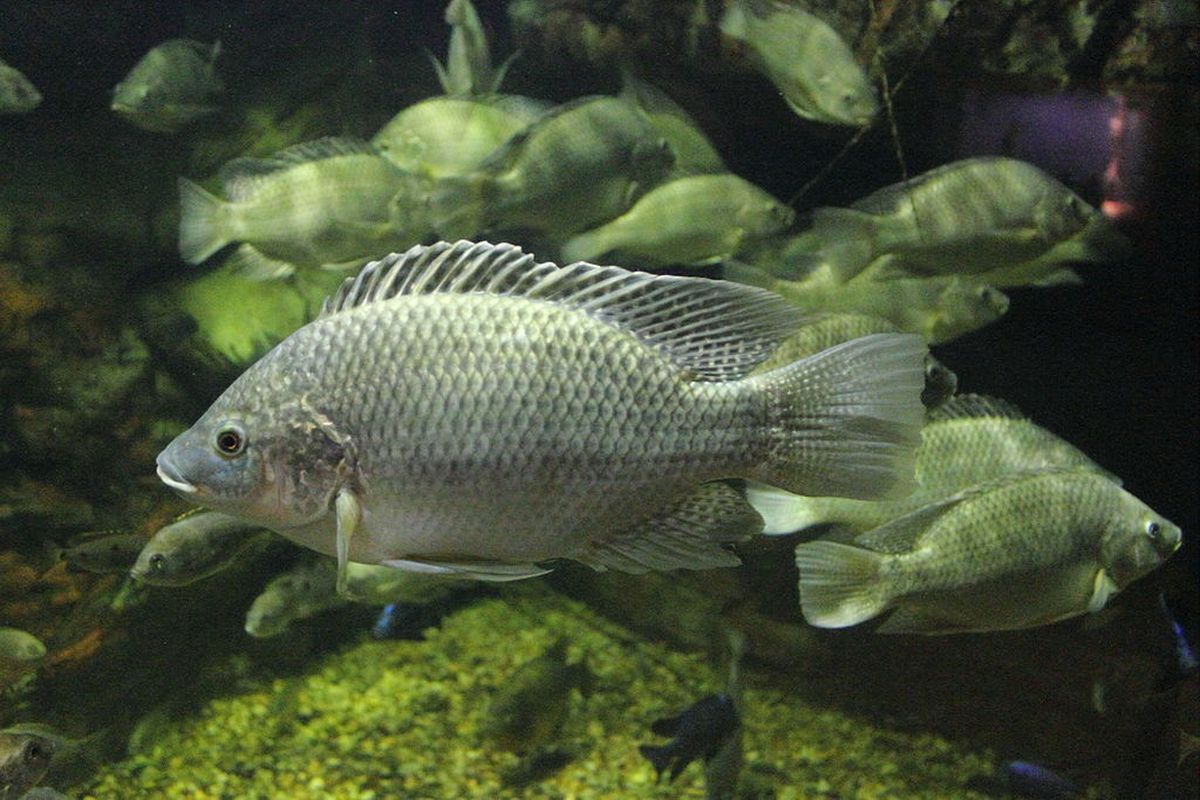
[156,241,926,592]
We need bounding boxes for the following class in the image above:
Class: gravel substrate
[75,589,1011,799]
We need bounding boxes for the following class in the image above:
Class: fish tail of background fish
[794,540,890,627]
[746,333,925,500]
[177,178,232,263]
[559,225,614,264]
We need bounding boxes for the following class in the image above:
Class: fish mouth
[156,460,197,495]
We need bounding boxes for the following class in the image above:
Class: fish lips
[155,454,198,496]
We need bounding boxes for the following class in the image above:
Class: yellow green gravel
[74,589,1006,799]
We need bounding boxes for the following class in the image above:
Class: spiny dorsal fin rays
[322,240,804,382]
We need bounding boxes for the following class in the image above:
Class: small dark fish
[371,602,436,640]
[1002,761,1080,799]
[1159,593,1198,682]
[484,640,589,755]
[60,534,146,574]
[639,693,740,782]
[968,760,1080,799]
[0,730,57,800]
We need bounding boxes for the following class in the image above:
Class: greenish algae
[75,590,1019,799]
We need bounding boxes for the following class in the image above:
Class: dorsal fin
[219,137,381,200]
[928,393,1025,423]
[322,240,804,382]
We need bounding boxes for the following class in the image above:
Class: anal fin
[576,482,761,573]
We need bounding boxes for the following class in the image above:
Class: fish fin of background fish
[1087,569,1118,613]
[638,743,677,777]
[928,393,1026,423]
[577,482,756,573]
[648,712,684,738]
[794,540,889,628]
[426,48,454,94]
[721,259,776,289]
[177,178,231,263]
[225,243,296,281]
[487,51,520,95]
[379,558,551,581]
[717,0,750,39]
[558,227,611,264]
[873,607,958,634]
[749,333,925,499]
[743,481,820,535]
[851,492,968,553]
[1029,267,1083,287]
[325,240,802,381]
[334,488,361,597]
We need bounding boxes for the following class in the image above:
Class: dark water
[1,2,1197,798]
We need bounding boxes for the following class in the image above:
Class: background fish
[795,469,1181,634]
[130,510,267,587]
[719,0,877,126]
[429,97,675,238]
[559,173,794,266]
[156,240,926,591]
[749,394,1112,535]
[111,39,222,133]
[0,57,42,114]
[0,629,46,663]
[178,137,418,279]
[483,640,590,754]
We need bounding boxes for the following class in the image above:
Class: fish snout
[156,450,197,495]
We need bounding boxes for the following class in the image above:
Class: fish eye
[149,553,167,572]
[23,741,44,760]
[215,424,247,457]
[1145,520,1162,540]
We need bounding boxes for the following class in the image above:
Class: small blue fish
[639,693,739,782]
[1159,593,1198,681]
[1001,761,1080,799]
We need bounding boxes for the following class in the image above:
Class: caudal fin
[177,177,231,263]
[749,332,925,500]
[560,227,611,264]
[794,540,889,628]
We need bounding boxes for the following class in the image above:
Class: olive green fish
[111,39,222,133]
[429,96,675,238]
[749,394,1113,534]
[559,174,794,266]
[620,72,725,176]
[752,312,957,410]
[244,558,340,638]
[805,157,1122,285]
[749,271,1010,345]
[795,470,1181,634]
[156,240,926,594]
[60,533,146,574]
[130,510,267,587]
[0,629,45,663]
[178,137,420,279]
[371,96,543,179]
[719,0,877,126]
[0,729,54,800]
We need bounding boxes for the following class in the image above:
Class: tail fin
[749,333,925,500]
[794,540,889,628]
[744,481,825,534]
[560,227,611,264]
[638,743,675,777]
[177,177,231,263]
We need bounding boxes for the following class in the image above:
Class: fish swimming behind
[156,240,926,592]
[0,57,42,114]
[111,39,222,133]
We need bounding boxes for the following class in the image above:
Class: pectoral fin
[334,487,361,597]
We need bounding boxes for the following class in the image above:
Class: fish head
[1101,498,1182,588]
[1036,190,1095,242]
[0,732,55,780]
[810,56,878,127]
[1,73,42,112]
[939,279,1009,325]
[156,360,353,531]
[129,540,178,585]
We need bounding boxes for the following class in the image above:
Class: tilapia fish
[156,241,926,591]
